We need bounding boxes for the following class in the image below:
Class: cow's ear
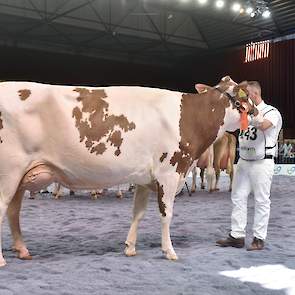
[195,84,211,94]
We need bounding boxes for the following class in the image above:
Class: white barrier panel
[189,164,295,177]
[274,164,295,176]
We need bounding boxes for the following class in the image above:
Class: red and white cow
[0,77,256,266]
[191,132,237,192]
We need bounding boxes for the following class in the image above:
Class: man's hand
[249,113,264,128]
[249,113,273,131]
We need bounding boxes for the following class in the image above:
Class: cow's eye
[234,101,241,108]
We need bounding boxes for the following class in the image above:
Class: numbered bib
[239,126,266,160]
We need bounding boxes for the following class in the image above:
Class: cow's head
[195,76,257,115]
[195,76,258,131]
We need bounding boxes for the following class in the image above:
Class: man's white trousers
[230,158,274,240]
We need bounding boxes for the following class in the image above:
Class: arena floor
[0,176,294,295]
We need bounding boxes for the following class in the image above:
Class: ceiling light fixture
[232,3,241,12]
[216,0,225,9]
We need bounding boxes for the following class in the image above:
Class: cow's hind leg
[214,168,221,191]
[191,167,197,193]
[157,176,178,261]
[0,174,25,267]
[7,189,32,260]
[200,168,206,189]
[125,185,150,257]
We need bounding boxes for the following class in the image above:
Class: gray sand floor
[0,176,294,295]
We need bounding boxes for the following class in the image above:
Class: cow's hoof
[18,254,32,260]
[125,242,136,256]
[116,193,123,199]
[201,185,205,190]
[0,258,7,267]
[14,247,32,260]
[164,250,178,261]
[124,247,136,257]
[18,253,33,260]
[191,188,196,193]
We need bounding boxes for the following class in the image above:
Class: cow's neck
[170,92,231,175]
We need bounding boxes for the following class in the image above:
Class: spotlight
[250,11,256,18]
[246,7,254,14]
[215,0,224,9]
[262,10,271,18]
[198,0,208,4]
[232,3,241,12]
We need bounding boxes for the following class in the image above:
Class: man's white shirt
[239,101,282,160]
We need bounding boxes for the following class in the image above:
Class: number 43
[239,127,257,140]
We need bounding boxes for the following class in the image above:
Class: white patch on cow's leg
[157,177,178,261]
[191,167,197,193]
[125,185,150,257]
[7,189,32,260]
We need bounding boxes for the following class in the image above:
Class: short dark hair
[248,81,261,95]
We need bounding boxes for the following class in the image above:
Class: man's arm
[258,119,273,131]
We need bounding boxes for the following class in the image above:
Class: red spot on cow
[72,88,136,156]
[18,89,31,101]
[170,91,230,175]
[157,183,166,217]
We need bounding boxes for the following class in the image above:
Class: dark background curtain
[0,38,294,136]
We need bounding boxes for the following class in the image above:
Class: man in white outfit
[217,81,282,250]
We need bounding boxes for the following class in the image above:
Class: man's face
[247,86,261,105]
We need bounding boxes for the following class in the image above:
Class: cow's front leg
[7,189,32,260]
[157,177,178,261]
[125,185,150,257]
[0,200,8,267]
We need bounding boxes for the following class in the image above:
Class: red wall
[190,39,295,138]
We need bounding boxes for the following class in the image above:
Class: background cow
[191,132,237,192]
[51,183,124,200]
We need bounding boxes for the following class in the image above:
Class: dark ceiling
[0,0,294,66]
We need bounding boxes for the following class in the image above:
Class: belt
[264,155,274,159]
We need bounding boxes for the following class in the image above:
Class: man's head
[247,81,262,105]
